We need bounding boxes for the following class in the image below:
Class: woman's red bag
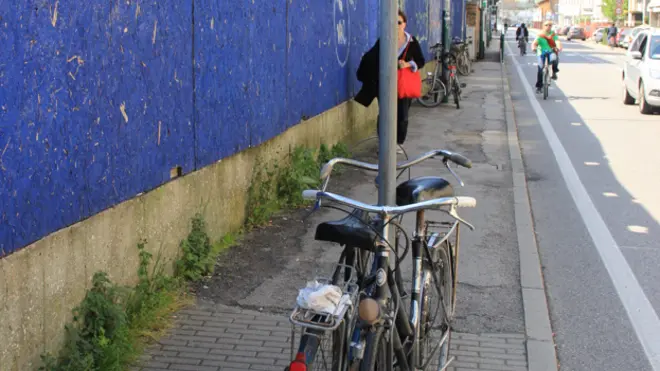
[397,42,422,99]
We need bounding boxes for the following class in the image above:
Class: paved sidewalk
[139,42,541,371]
[139,306,527,371]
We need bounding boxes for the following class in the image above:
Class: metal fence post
[500,33,504,63]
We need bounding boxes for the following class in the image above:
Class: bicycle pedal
[460,83,467,88]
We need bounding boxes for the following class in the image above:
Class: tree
[602,0,629,22]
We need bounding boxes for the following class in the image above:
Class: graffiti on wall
[334,0,350,67]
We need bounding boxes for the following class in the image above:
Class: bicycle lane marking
[506,42,660,371]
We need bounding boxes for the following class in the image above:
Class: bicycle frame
[358,210,461,369]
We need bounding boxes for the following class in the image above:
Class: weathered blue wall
[0,0,444,257]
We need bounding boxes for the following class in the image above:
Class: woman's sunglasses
[398,21,403,25]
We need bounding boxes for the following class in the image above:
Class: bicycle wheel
[463,50,472,71]
[417,77,445,108]
[452,79,460,109]
[543,67,549,100]
[457,52,470,76]
[419,242,455,370]
[359,328,390,371]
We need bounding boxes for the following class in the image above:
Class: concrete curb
[500,61,559,371]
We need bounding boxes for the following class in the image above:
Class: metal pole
[377,0,397,207]
[441,2,451,103]
[643,0,647,24]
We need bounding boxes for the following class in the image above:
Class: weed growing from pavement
[40,242,193,371]
[39,142,348,370]
[246,142,350,228]
[175,214,237,281]
[40,222,237,371]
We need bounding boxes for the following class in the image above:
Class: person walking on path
[607,23,618,50]
[355,9,425,150]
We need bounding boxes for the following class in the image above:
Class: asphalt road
[505,29,660,370]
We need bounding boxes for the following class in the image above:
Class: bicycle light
[358,298,381,324]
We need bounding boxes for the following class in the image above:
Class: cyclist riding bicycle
[516,23,529,55]
[516,23,529,43]
[531,21,562,94]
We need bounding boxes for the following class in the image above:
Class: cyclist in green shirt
[532,21,562,93]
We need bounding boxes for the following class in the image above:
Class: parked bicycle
[417,43,466,109]
[449,38,472,76]
[285,149,476,371]
[447,63,462,110]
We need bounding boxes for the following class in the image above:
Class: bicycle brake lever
[444,161,465,187]
[448,205,475,231]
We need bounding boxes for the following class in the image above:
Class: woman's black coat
[355,36,426,107]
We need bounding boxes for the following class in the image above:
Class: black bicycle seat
[315,209,377,251]
[396,176,454,206]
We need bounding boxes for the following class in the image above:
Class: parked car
[622,25,652,49]
[567,27,587,41]
[558,26,571,36]
[618,28,631,47]
[622,28,660,114]
[592,28,605,43]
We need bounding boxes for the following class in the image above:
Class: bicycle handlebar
[302,190,476,216]
[319,149,471,183]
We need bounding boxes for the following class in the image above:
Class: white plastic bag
[296,280,349,315]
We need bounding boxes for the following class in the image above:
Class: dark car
[567,26,586,41]
[558,26,571,35]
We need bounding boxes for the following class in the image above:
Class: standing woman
[355,9,425,149]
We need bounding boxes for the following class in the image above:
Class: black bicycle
[285,150,476,371]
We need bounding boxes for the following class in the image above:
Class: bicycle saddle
[315,209,378,251]
[396,176,454,206]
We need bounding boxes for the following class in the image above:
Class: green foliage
[175,215,213,281]
[277,146,321,206]
[245,142,351,227]
[40,243,190,371]
[175,215,237,281]
[246,164,281,227]
[602,0,628,22]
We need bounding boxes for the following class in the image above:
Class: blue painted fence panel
[0,0,446,257]
[0,1,194,255]
[404,0,430,58]
[451,0,466,40]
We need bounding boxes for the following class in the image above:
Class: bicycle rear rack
[289,265,360,332]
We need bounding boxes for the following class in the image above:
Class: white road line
[507,42,660,371]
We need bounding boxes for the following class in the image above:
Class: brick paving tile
[140,307,528,371]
